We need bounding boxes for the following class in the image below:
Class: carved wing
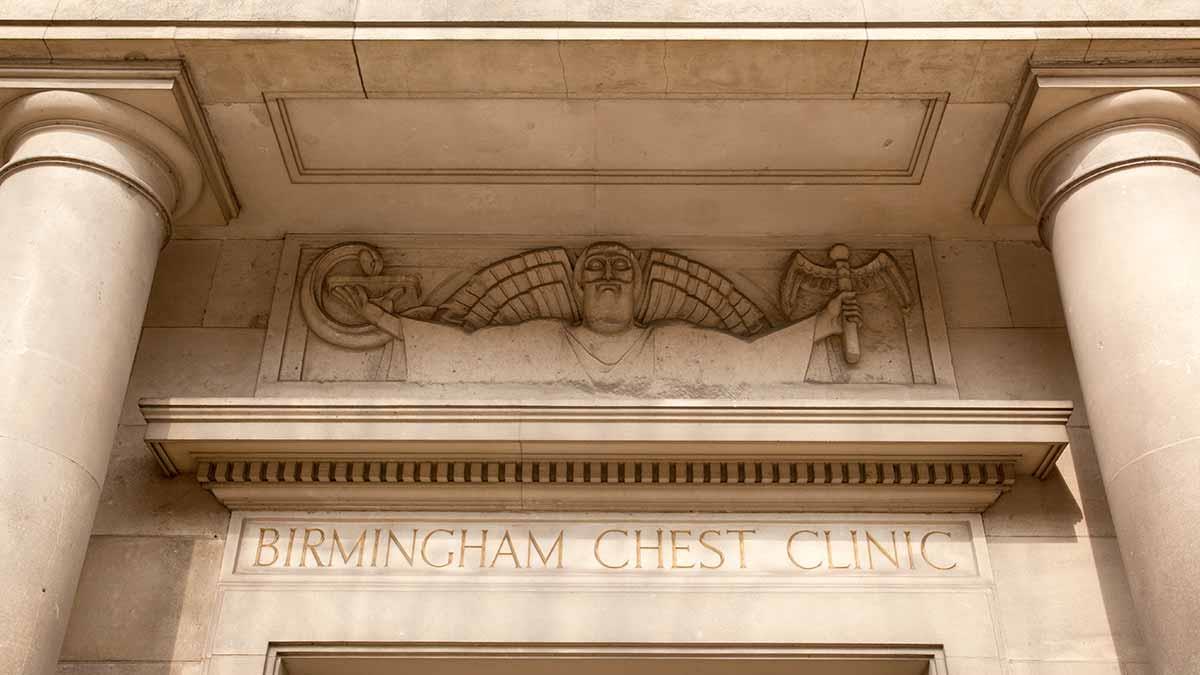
[636,250,768,337]
[851,252,915,310]
[780,251,840,318]
[434,247,581,332]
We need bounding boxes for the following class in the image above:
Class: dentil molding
[141,397,1072,513]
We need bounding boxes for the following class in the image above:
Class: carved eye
[611,257,631,271]
[585,258,605,271]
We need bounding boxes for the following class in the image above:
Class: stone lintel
[141,397,1072,513]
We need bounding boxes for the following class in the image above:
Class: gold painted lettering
[670,530,695,569]
[490,530,521,568]
[594,529,629,569]
[385,529,418,567]
[726,529,755,569]
[865,530,901,570]
[824,530,851,570]
[370,528,381,567]
[284,527,298,567]
[300,528,326,568]
[421,528,455,568]
[253,528,280,567]
[920,531,958,571]
[849,529,862,570]
[527,530,565,569]
[786,530,821,570]
[459,529,488,568]
[332,529,367,567]
[904,530,916,570]
[698,529,725,570]
[635,529,664,569]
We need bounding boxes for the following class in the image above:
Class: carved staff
[830,244,863,363]
[781,244,915,365]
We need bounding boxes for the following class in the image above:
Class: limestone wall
[56,237,1147,674]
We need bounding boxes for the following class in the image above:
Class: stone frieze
[259,236,954,396]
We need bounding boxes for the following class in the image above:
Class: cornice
[141,397,1072,513]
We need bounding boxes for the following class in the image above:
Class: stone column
[0,91,202,674]
[1009,89,1200,673]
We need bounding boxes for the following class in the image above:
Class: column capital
[1008,88,1200,245]
[0,90,203,238]
[0,63,238,228]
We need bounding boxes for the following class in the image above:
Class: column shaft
[0,91,201,675]
[1049,163,1200,673]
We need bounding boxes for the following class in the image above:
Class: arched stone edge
[0,89,204,227]
[1008,88,1200,221]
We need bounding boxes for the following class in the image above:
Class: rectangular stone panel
[225,513,988,585]
[258,235,956,398]
[267,95,944,184]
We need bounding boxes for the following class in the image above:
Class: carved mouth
[594,283,621,294]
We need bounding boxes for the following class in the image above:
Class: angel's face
[578,245,638,334]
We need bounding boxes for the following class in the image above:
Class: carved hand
[814,291,862,342]
[330,285,388,325]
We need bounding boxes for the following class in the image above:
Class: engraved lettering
[332,529,367,567]
[635,529,664,569]
[528,530,565,569]
[865,530,900,570]
[491,530,521,568]
[459,529,488,568]
[698,529,725,570]
[385,529,418,567]
[284,527,298,567]
[920,531,958,571]
[300,528,326,568]
[727,529,755,569]
[670,529,695,569]
[786,530,822,570]
[254,527,280,567]
[421,528,455,568]
[239,520,975,579]
[594,529,629,569]
[824,530,850,570]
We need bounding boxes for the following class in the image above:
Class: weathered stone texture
[120,327,264,425]
[59,536,224,662]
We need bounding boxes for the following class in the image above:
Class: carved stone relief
[260,237,954,396]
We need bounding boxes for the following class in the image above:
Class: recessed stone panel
[258,235,955,398]
[267,94,945,184]
[228,513,987,583]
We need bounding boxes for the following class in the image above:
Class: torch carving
[781,244,915,364]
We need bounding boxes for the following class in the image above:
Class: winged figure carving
[429,242,768,337]
[301,240,870,384]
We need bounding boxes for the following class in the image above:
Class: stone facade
[0,4,1197,675]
